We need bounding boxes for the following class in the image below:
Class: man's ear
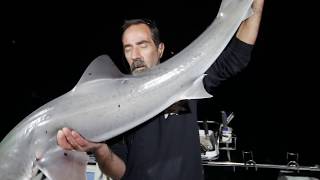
[158,43,165,58]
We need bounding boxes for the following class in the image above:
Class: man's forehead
[122,24,153,42]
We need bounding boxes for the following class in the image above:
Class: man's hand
[57,127,102,153]
[252,0,264,14]
[236,0,264,44]
[57,127,126,179]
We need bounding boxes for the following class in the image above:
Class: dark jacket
[110,37,253,180]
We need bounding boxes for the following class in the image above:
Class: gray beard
[131,59,148,75]
[132,68,147,75]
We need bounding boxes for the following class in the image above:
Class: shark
[0,0,253,179]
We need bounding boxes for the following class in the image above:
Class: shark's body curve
[0,0,253,179]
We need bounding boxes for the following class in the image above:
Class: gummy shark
[0,0,253,179]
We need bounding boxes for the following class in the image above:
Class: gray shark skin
[0,0,253,179]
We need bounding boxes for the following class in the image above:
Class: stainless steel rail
[203,161,320,172]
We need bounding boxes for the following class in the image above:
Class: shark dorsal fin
[76,55,124,86]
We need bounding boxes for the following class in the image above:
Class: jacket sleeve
[203,37,254,95]
[108,135,128,165]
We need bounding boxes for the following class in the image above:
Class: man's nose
[131,47,142,60]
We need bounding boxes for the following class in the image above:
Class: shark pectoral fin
[37,147,89,180]
[75,54,125,87]
[181,74,213,100]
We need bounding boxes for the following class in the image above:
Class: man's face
[122,24,164,74]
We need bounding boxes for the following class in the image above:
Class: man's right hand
[57,127,103,153]
[57,127,126,179]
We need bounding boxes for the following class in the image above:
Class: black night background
[1,0,319,179]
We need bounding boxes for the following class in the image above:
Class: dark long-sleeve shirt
[110,37,253,180]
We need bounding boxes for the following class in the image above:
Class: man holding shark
[57,0,264,179]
